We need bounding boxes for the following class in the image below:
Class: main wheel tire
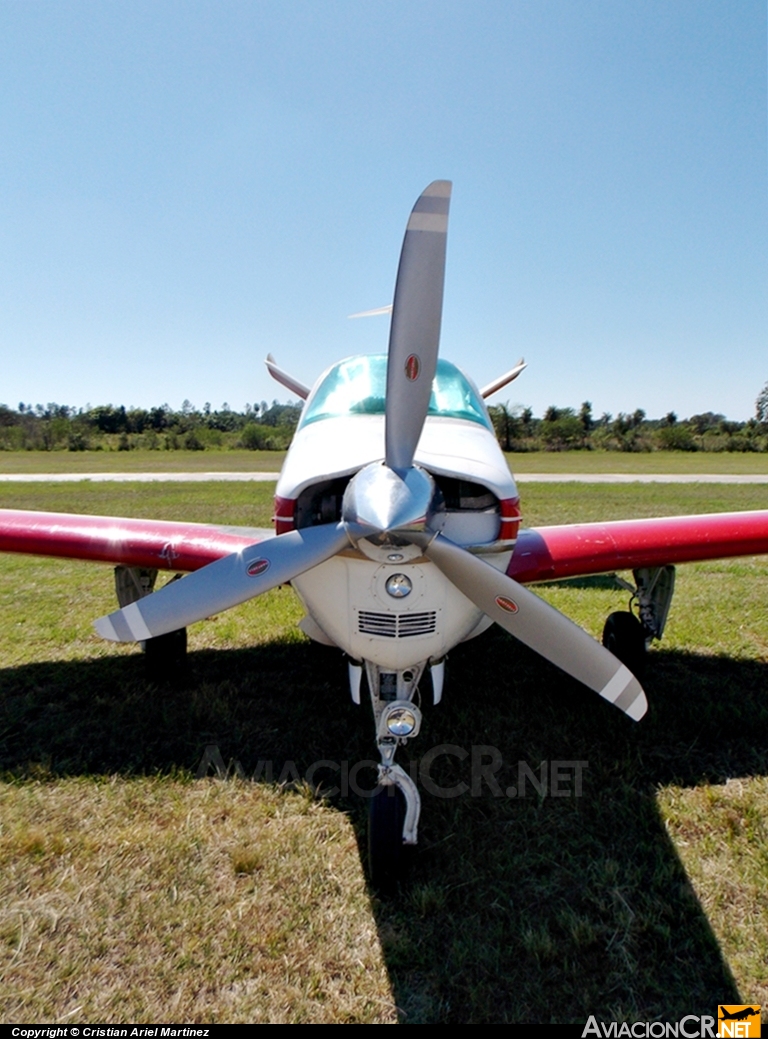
[144,627,187,683]
[602,611,646,680]
[368,784,406,893]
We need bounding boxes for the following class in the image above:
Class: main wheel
[368,784,406,893]
[143,627,187,683]
[602,611,646,680]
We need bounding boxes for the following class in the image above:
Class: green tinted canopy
[299,354,491,430]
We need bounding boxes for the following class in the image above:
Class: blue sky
[0,0,765,420]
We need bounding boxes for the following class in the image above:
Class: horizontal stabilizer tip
[480,360,527,399]
[348,304,393,319]
[264,355,310,400]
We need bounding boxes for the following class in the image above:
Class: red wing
[3,508,768,582]
[509,510,768,583]
[0,509,273,572]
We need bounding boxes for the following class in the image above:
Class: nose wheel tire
[368,784,406,892]
[602,611,646,681]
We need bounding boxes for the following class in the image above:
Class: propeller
[95,522,350,641]
[94,178,647,721]
[421,533,647,720]
[385,180,451,472]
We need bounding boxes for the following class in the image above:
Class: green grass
[1,447,768,475]
[0,481,276,525]
[519,482,768,525]
[0,779,392,1023]
[0,449,285,473]
[0,482,767,1023]
[506,451,768,474]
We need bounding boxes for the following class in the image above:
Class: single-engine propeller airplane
[2,180,768,886]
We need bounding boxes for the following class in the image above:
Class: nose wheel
[368,784,406,892]
[357,661,427,891]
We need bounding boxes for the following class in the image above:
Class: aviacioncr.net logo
[717,1006,761,1039]
[582,1017,717,1038]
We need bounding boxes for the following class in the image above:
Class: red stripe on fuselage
[273,495,296,535]
[499,496,521,542]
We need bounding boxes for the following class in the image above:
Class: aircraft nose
[342,461,444,544]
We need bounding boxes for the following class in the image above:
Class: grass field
[506,452,768,475]
[0,480,767,1023]
[0,447,768,475]
[0,450,286,474]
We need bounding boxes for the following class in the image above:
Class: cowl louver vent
[358,611,437,638]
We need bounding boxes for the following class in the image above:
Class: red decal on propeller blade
[246,558,270,577]
[404,354,420,381]
[495,595,518,614]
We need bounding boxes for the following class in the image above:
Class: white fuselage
[275,411,519,672]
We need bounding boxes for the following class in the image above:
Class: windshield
[299,355,491,430]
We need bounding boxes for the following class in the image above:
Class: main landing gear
[602,566,676,679]
[114,566,187,682]
[349,658,444,891]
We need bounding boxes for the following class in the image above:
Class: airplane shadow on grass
[1,629,766,1023]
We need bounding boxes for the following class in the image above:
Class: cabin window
[298,354,492,430]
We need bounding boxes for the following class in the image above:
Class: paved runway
[514,473,768,484]
[1,471,767,484]
[0,471,280,482]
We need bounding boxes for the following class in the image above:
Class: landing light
[378,700,422,741]
[386,706,417,737]
[386,573,412,598]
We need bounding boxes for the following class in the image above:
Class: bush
[540,414,584,450]
[656,426,697,451]
[725,436,758,453]
[184,431,205,451]
[240,423,270,450]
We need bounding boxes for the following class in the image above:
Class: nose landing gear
[353,660,431,891]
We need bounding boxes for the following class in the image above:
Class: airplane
[2,180,768,889]
[718,1008,761,1022]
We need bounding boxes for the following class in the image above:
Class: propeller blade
[94,523,350,642]
[423,534,647,720]
[385,180,452,472]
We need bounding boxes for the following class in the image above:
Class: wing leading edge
[0,509,272,573]
[1,508,767,581]
[508,510,768,584]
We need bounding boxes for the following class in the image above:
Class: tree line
[486,391,768,453]
[1,382,767,453]
[0,399,302,452]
